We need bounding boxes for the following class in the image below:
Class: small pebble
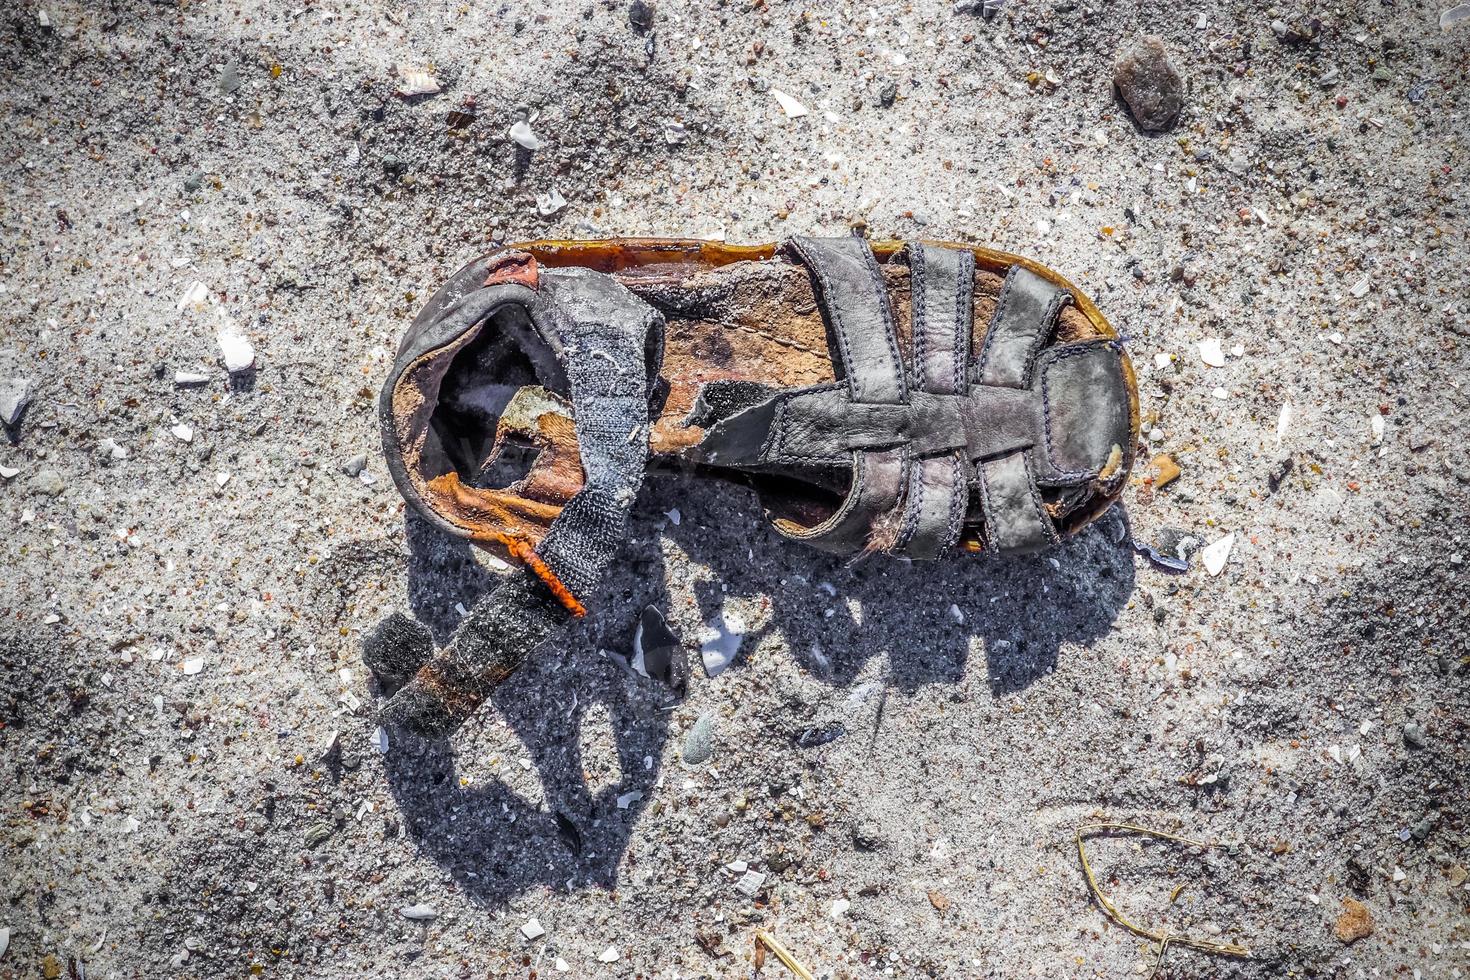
[1113,36,1184,131]
[682,712,716,765]
[216,60,241,95]
[0,377,34,426]
[628,0,654,31]
[31,468,64,496]
[1403,723,1426,749]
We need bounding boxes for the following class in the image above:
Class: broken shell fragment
[396,69,441,98]
[700,606,746,678]
[633,604,689,695]
[509,120,542,150]
[1198,338,1225,367]
[1201,532,1235,577]
[769,88,808,118]
[216,327,255,374]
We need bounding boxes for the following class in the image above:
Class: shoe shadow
[383,512,673,906]
[666,473,1138,698]
[381,478,1136,908]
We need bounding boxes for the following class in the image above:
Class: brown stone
[1151,453,1181,488]
[1334,898,1374,943]
[1113,36,1184,132]
[928,890,950,911]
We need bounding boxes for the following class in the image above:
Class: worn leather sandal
[372,236,1139,736]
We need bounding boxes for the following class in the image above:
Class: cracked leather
[690,244,1130,556]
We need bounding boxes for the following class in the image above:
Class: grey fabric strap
[532,269,662,598]
[379,267,663,736]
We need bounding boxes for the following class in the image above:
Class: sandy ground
[2,0,1469,977]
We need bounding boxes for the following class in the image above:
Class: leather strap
[891,243,973,559]
[787,237,907,404]
[977,450,1059,553]
[969,266,1072,550]
[776,447,907,555]
[908,242,972,396]
[686,243,1126,558]
[779,236,910,554]
[975,265,1070,389]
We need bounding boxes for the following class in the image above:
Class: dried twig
[1075,821,1252,973]
[754,930,816,980]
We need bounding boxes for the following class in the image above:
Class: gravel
[1,2,1466,978]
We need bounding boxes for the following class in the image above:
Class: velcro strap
[531,268,662,601]
[380,266,663,737]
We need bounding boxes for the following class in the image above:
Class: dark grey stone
[1113,36,1183,132]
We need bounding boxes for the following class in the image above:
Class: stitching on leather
[1019,285,1072,389]
[1038,339,1121,483]
[975,456,998,551]
[975,265,1017,383]
[895,456,924,551]
[910,244,928,391]
[787,449,866,540]
[791,238,860,401]
[713,319,827,359]
[761,382,850,465]
[859,241,908,405]
[953,250,974,395]
[1021,450,1061,546]
[941,453,966,553]
[793,238,905,406]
